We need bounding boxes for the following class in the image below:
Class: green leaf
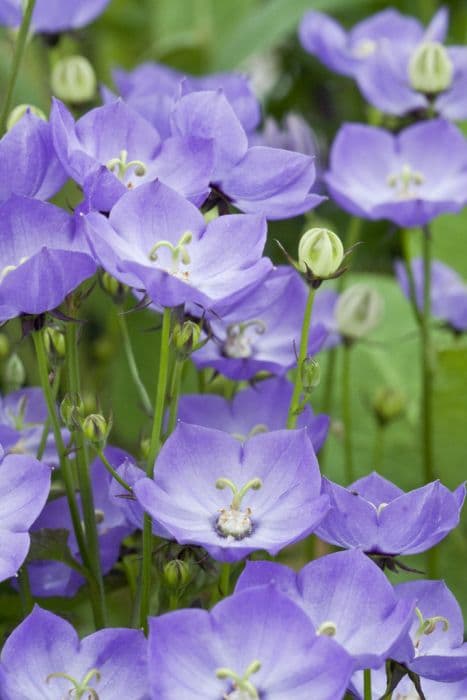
[27,529,88,577]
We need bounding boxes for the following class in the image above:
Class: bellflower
[0,111,66,203]
[249,113,318,156]
[134,423,329,562]
[0,606,149,699]
[170,89,325,219]
[27,448,134,597]
[396,258,467,332]
[0,195,95,321]
[350,666,467,699]
[326,119,467,228]
[51,98,213,212]
[315,472,465,557]
[84,180,271,312]
[299,7,447,78]
[235,550,416,670]
[177,376,330,452]
[0,0,112,33]
[0,452,51,582]
[192,266,327,380]
[148,585,353,699]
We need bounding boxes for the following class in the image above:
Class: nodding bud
[335,283,384,341]
[50,55,97,105]
[43,326,66,360]
[7,104,46,131]
[408,41,453,95]
[60,392,85,429]
[372,386,407,426]
[172,321,202,358]
[81,413,111,446]
[100,272,127,303]
[0,334,10,360]
[298,228,344,280]
[163,559,191,589]
[301,357,321,393]
[4,353,25,391]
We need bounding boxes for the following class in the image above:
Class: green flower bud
[163,559,191,589]
[140,437,150,460]
[298,228,344,279]
[301,357,321,393]
[43,326,66,360]
[60,392,85,429]
[7,104,47,131]
[408,41,453,95]
[100,272,127,303]
[335,283,384,341]
[372,386,407,426]
[81,413,111,445]
[0,333,10,359]
[4,353,25,391]
[172,320,202,358]
[50,55,97,105]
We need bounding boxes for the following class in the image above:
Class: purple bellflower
[396,258,467,332]
[0,606,149,699]
[51,98,213,212]
[177,376,330,452]
[235,550,416,670]
[0,111,66,203]
[0,195,95,322]
[326,119,467,228]
[192,266,327,380]
[148,585,353,699]
[0,451,51,582]
[84,180,271,312]
[249,113,318,156]
[0,0,112,33]
[134,423,329,563]
[315,471,465,557]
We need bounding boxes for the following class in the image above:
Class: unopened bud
[335,284,383,341]
[163,559,191,589]
[172,321,202,358]
[50,55,97,104]
[4,353,25,391]
[409,41,453,95]
[44,326,66,360]
[373,387,406,426]
[60,392,85,429]
[81,413,111,445]
[140,437,150,460]
[101,272,127,303]
[298,228,344,280]
[7,104,47,131]
[301,357,321,392]
[0,334,10,359]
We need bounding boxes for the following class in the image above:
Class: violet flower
[315,472,465,557]
[0,452,51,582]
[0,0,112,33]
[134,423,329,562]
[396,258,467,332]
[235,550,416,670]
[326,119,467,228]
[192,266,327,380]
[84,180,271,312]
[177,376,330,452]
[148,585,353,699]
[0,606,149,699]
[249,113,318,156]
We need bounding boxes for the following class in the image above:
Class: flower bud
[50,55,97,104]
[140,437,150,460]
[60,392,85,429]
[372,386,406,426]
[100,272,127,303]
[301,357,321,393]
[7,104,47,131]
[408,41,453,95]
[81,413,111,446]
[163,559,191,589]
[335,283,384,341]
[44,326,66,360]
[172,321,202,358]
[3,353,25,391]
[0,334,10,360]
[298,228,344,279]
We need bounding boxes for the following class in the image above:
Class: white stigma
[217,507,253,539]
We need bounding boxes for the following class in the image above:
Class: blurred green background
[1,0,467,624]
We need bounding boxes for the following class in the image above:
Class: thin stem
[400,229,422,325]
[219,562,231,597]
[139,308,172,632]
[287,286,315,429]
[65,323,107,628]
[36,367,61,461]
[166,358,184,435]
[17,566,33,616]
[0,0,36,134]
[94,447,132,493]
[363,669,372,700]
[116,311,152,416]
[342,343,354,484]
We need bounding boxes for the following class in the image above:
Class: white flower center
[387,163,425,200]
[217,506,253,539]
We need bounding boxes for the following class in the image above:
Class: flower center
[231,424,269,442]
[222,320,266,359]
[216,659,261,699]
[215,477,262,540]
[413,607,449,652]
[106,149,147,184]
[147,231,192,280]
[352,38,377,59]
[387,163,425,200]
[46,668,101,699]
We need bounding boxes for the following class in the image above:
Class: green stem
[36,367,61,461]
[363,669,372,700]
[287,286,315,429]
[116,311,152,416]
[166,358,184,435]
[17,566,33,616]
[400,229,422,325]
[139,308,172,632]
[342,343,354,484]
[94,447,132,493]
[65,323,107,628]
[0,0,36,134]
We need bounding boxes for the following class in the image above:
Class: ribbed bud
[50,55,97,104]
[60,392,85,429]
[44,327,66,360]
[172,321,202,358]
[408,41,453,94]
[372,387,406,426]
[298,228,344,279]
[335,284,384,341]
[81,413,111,445]
[100,272,127,303]
[163,559,191,589]
[7,104,47,131]
[301,357,321,393]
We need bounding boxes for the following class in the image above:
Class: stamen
[106,149,147,181]
[223,320,267,359]
[217,660,261,699]
[387,163,425,200]
[46,668,101,699]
